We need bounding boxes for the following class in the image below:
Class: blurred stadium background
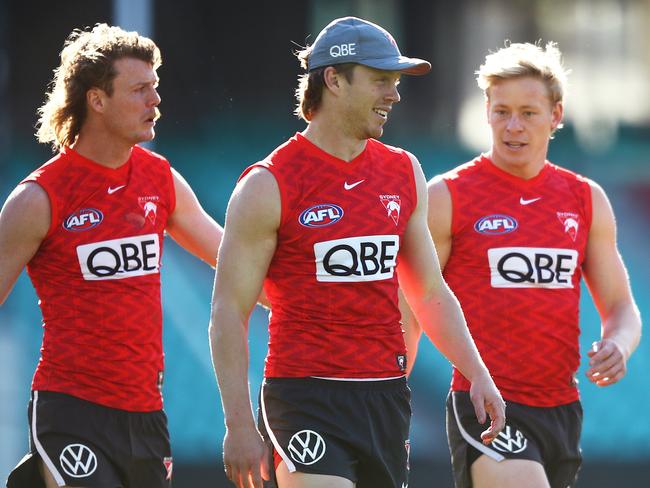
[0,0,648,486]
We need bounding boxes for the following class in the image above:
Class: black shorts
[446,391,582,488]
[258,377,411,488]
[7,391,172,488]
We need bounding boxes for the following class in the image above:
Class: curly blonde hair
[36,23,161,151]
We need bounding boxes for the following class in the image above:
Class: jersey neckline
[479,154,551,189]
[294,132,370,168]
[62,146,132,180]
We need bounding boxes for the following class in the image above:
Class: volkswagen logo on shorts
[59,443,98,477]
[287,430,326,465]
[491,426,528,454]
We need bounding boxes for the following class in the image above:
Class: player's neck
[302,118,367,162]
[72,130,134,169]
[488,151,547,180]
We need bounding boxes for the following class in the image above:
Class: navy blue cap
[307,17,431,75]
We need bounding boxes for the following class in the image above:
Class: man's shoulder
[545,161,593,190]
[441,154,485,182]
[247,135,300,175]
[367,138,409,157]
[22,151,71,184]
[132,145,170,167]
[268,133,303,157]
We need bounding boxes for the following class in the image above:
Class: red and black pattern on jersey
[443,155,592,407]
[241,133,417,378]
[24,146,176,412]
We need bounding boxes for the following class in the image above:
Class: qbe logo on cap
[329,42,356,58]
[307,16,431,75]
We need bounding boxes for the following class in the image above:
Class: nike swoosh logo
[520,197,541,205]
[107,184,126,194]
[344,180,365,190]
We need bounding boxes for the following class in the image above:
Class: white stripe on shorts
[32,391,67,486]
[260,381,297,473]
[452,392,505,462]
[311,375,405,381]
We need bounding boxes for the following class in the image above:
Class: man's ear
[86,87,106,114]
[323,66,342,92]
[551,101,564,131]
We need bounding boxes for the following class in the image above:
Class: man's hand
[586,339,628,387]
[469,373,506,445]
[222,425,270,488]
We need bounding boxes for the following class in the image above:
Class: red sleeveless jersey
[242,133,417,378]
[24,146,175,411]
[443,155,592,406]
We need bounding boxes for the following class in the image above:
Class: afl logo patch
[63,208,103,231]
[299,204,344,228]
[474,214,517,235]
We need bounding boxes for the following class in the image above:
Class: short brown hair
[294,46,355,121]
[36,23,162,151]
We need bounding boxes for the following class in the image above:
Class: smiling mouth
[505,142,527,148]
[373,108,388,119]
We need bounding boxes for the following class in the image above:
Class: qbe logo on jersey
[488,247,578,289]
[76,234,160,281]
[314,235,398,282]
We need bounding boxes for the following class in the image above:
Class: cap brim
[362,56,432,75]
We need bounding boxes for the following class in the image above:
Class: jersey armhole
[239,162,287,228]
[403,152,418,212]
[21,179,59,239]
[165,161,177,215]
[583,180,593,233]
[444,178,460,236]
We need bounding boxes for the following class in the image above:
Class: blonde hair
[477,41,568,107]
[36,23,161,151]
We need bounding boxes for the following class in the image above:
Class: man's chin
[136,130,156,145]
[366,127,384,140]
